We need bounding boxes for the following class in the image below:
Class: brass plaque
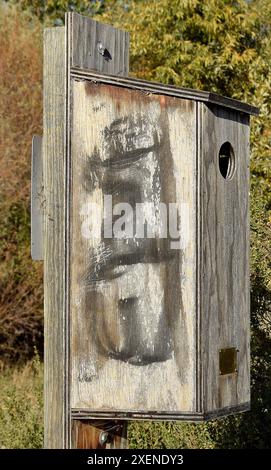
[219,348,238,375]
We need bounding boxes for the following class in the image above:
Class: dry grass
[0,3,42,202]
[0,4,44,361]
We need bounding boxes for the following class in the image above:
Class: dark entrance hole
[218,141,235,180]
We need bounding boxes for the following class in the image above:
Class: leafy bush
[0,354,43,449]
[7,0,105,24]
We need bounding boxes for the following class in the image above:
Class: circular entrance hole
[218,142,235,180]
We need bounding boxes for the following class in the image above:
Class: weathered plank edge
[43,26,70,449]
[31,135,43,260]
[71,402,250,421]
[65,13,72,449]
[196,102,203,413]
[70,67,259,116]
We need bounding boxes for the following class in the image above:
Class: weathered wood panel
[70,80,197,414]
[199,103,250,413]
[67,11,130,446]
[44,13,131,448]
[70,13,129,76]
[43,27,69,448]
[71,420,127,449]
[31,135,43,260]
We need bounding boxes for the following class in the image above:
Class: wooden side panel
[31,135,43,260]
[200,103,250,412]
[70,80,197,414]
[70,13,129,76]
[43,27,68,448]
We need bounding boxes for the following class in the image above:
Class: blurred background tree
[6,0,106,24]
[0,0,270,448]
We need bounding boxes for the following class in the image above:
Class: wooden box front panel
[200,104,250,413]
[70,79,197,414]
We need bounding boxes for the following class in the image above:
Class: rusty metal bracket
[219,347,238,375]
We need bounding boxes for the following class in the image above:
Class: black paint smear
[81,110,184,370]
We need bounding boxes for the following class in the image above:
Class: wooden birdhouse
[33,13,258,447]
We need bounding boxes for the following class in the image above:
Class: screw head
[97,41,105,56]
[99,431,109,446]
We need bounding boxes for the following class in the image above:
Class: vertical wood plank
[70,13,129,76]
[43,27,69,448]
[67,13,130,447]
[200,103,250,413]
[31,135,43,260]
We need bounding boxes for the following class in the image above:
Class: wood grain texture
[43,14,130,448]
[31,135,43,260]
[70,80,197,414]
[70,13,129,76]
[66,12,130,446]
[43,27,69,448]
[71,420,127,449]
[199,103,250,413]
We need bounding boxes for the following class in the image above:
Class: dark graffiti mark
[103,48,112,61]
[82,246,176,284]
[81,110,183,368]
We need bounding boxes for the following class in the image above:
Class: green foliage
[101,1,261,93]
[0,355,43,449]
[128,421,215,449]
[6,0,105,24]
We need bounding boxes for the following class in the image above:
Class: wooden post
[43,13,129,449]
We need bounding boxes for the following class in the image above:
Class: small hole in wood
[218,141,235,180]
